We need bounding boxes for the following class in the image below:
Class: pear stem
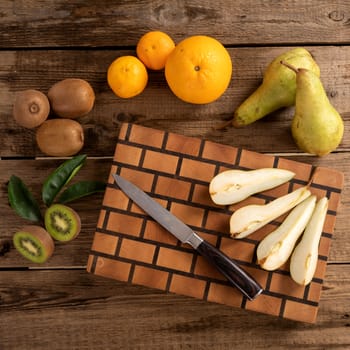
[213,118,234,130]
[280,60,299,74]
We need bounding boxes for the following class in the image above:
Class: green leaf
[57,181,106,204]
[8,175,42,222]
[42,154,87,207]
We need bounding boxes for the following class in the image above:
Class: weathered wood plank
[0,156,349,268]
[0,2,348,349]
[0,265,349,349]
[0,158,108,268]
[0,1,349,48]
[1,46,350,157]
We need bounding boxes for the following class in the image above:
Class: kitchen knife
[113,174,263,300]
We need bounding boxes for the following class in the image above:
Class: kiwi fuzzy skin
[13,89,50,128]
[48,78,95,119]
[36,119,84,157]
[13,225,55,263]
[44,204,81,242]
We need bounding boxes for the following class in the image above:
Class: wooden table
[1,1,349,349]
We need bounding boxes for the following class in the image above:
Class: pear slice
[209,168,295,205]
[256,195,316,271]
[230,185,311,239]
[290,197,328,285]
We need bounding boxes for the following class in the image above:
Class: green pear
[232,48,320,127]
[282,62,344,156]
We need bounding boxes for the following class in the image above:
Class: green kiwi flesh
[45,204,81,242]
[13,225,54,263]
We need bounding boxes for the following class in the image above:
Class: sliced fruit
[256,195,316,271]
[13,225,54,263]
[209,168,295,205]
[230,185,311,238]
[290,197,328,285]
[44,204,81,242]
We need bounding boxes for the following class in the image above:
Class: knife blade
[113,173,263,300]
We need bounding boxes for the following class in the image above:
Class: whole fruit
[232,48,320,127]
[13,89,50,128]
[136,31,175,70]
[165,35,232,104]
[48,78,95,119]
[107,55,148,98]
[36,119,84,156]
[283,63,344,156]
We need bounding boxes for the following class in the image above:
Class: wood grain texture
[0,156,349,269]
[0,266,349,349]
[87,123,344,323]
[1,0,349,348]
[1,47,350,157]
[0,158,108,268]
[0,1,349,47]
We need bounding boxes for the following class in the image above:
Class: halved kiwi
[13,225,55,263]
[44,204,81,242]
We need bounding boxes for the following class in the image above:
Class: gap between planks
[1,261,349,272]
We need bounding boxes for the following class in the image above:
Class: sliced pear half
[256,195,316,271]
[209,168,295,205]
[230,185,311,239]
[290,197,328,285]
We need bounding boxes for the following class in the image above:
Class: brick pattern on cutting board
[87,123,344,323]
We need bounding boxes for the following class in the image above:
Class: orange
[107,56,148,98]
[136,31,175,70]
[165,35,232,104]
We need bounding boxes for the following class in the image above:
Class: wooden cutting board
[87,123,344,323]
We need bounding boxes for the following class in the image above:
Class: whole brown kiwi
[36,119,84,156]
[48,78,95,119]
[13,89,50,128]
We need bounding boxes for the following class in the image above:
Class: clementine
[137,31,175,70]
[107,56,148,98]
[165,35,232,104]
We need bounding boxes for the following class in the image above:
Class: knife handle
[196,240,263,300]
